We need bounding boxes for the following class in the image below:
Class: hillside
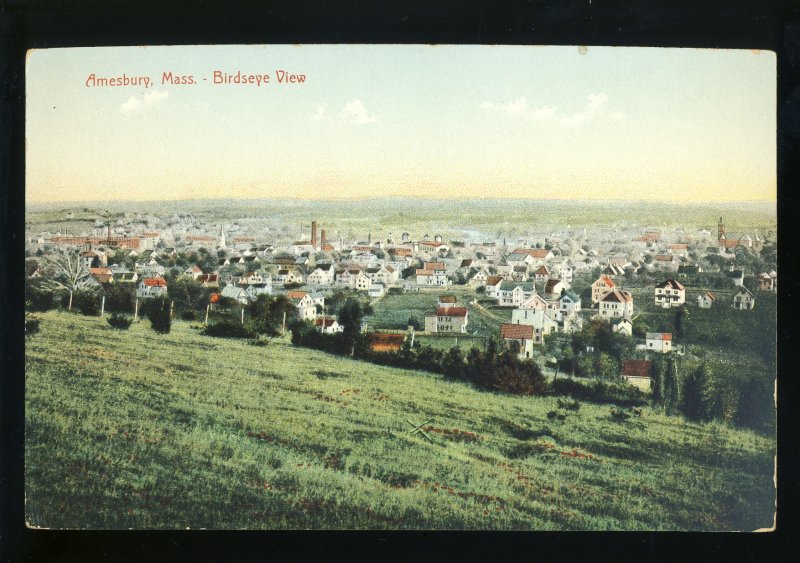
[25,311,775,530]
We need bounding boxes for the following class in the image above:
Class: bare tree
[43,251,91,311]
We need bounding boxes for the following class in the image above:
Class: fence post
[134,298,139,320]
[100,295,105,316]
[205,304,210,325]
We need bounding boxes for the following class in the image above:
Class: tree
[103,283,136,314]
[338,297,367,355]
[649,355,663,406]
[442,347,464,379]
[679,363,712,421]
[145,299,172,334]
[43,251,91,311]
[673,306,689,339]
[662,356,679,415]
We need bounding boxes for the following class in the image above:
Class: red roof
[286,290,309,299]
[648,333,672,341]
[438,294,458,303]
[534,265,550,275]
[500,323,535,340]
[314,318,338,328]
[601,289,632,303]
[436,307,467,317]
[89,267,112,275]
[486,275,504,286]
[623,360,652,378]
[595,275,616,288]
[669,244,688,250]
[368,333,406,352]
[424,262,446,271]
[143,277,167,287]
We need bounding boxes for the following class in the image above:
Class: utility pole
[205,304,210,325]
[134,298,139,320]
[100,295,105,316]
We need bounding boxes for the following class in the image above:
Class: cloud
[481,92,623,128]
[311,100,378,124]
[311,104,329,121]
[339,99,378,124]
[120,89,170,114]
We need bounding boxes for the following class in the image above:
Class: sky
[25,45,776,203]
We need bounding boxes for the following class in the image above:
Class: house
[89,267,114,284]
[732,287,755,310]
[136,276,168,298]
[354,271,372,291]
[500,323,536,359]
[197,273,220,288]
[496,281,536,307]
[368,333,406,353]
[183,265,204,280]
[602,264,625,278]
[507,248,554,268]
[220,285,250,305]
[438,294,458,309]
[368,283,385,299]
[558,290,582,316]
[653,254,679,270]
[667,243,689,256]
[754,272,774,292]
[415,263,448,286]
[543,279,567,300]
[240,271,266,285]
[426,306,469,333]
[612,318,633,336]
[727,269,745,287]
[307,264,335,286]
[287,290,317,320]
[533,265,551,282]
[645,332,673,353]
[598,289,633,320]
[654,279,686,308]
[697,291,716,309]
[314,317,343,334]
[591,275,616,304]
[509,309,558,344]
[468,268,490,287]
[621,360,652,391]
[519,292,549,311]
[244,283,272,300]
[366,265,398,286]
[80,250,107,269]
[484,275,504,298]
[276,269,304,285]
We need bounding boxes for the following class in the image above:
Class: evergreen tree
[146,298,172,334]
[679,362,711,421]
[662,355,679,415]
[649,356,663,406]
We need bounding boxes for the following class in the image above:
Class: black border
[2,1,799,561]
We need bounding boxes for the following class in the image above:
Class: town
[25,202,776,395]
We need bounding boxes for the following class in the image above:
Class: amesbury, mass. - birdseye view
[24,45,776,530]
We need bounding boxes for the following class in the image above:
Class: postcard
[24,45,776,530]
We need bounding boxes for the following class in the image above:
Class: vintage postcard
[24,45,776,530]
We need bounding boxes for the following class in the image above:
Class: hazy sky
[26,45,775,203]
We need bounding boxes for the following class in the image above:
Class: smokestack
[368,232,372,245]
[321,229,327,248]
[311,221,318,250]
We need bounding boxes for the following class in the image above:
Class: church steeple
[717,216,725,241]
[219,224,227,249]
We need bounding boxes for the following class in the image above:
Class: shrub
[609,407,631,423]
[107,313,133,330]
[144,299,172,334]
[556,398,581,411]
[180,309,198,321]
[25,314,40,335]
[73,290,102,316]
[203,321,254,339]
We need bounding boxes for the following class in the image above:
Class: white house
[484,275,504,298]
[244,283,272,300]
[732,287,755,310]
[368,283,385,298]
[220,285,250,305]
[697,291,716,309]
[654,279,686,308]
[415,267,448,286]
[509,308,558,344]
[519,292,549,311]
[136,276,168,299]
[598,289,634,320]
[425,306,469,333]
[612,318,633,336]
[307,264,335,286]
[287,290,317,320]
[315,317,343,334]
[558,290,582,316]
[543,278,568,300]
[496,281,536,307]
[645,332,673,353]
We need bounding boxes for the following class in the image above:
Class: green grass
[25,311,775,530]
[368,291,441,329]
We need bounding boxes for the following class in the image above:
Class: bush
[556,398,581,411]
[107,313,133,330]
[25,282,57,312]
[73,290,102,316]
[551,378,647,408]
[144,299,172,334]
[25,315,40,335]
[180,309,198,321]
[203,321,254,339]
[609,407,631,423]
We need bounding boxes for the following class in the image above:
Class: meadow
[25,310,775,530]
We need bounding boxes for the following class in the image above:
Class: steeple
[717,216,725,241]
[219,224,227,249]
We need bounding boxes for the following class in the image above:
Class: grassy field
[25,311,775,530]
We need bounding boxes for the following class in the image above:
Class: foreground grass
[25,311,775,530]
